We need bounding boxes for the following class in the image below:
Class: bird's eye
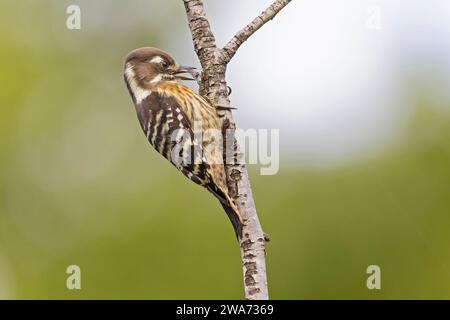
[161,61,168,68]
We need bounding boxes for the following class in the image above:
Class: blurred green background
[1,0,450,299]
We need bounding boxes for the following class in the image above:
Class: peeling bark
[182,0,291,300]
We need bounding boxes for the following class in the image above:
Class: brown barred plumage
[123,47,243,237]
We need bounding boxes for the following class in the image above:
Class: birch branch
[182,0,291,300]
[222,0,291,63]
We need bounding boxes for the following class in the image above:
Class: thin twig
[222,0,291,63]
[182,0,291,300]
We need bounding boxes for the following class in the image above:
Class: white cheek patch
[150,74,163,83]
[125,63,151,104]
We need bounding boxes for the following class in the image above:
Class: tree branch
[182,0,217,65]
[182,0,290,300]
[222,0,291,63]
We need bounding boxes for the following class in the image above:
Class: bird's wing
[136,92,206,183]
[135,91,243,235]
[137,92,228,189]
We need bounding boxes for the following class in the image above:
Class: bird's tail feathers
[208,184,244,239]
[220,201,243,239]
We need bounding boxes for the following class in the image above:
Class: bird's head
[124,47,195,88]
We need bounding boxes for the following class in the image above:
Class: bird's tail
[208,184,244,238]
[221,199,244,239]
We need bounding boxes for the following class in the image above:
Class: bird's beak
[173,65,197,81]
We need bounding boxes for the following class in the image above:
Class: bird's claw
[216,106,237,110]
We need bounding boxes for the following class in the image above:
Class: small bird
[123,47,243,237]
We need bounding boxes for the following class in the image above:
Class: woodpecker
[123,47,243,237]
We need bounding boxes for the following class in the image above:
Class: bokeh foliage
[0,0,449,299]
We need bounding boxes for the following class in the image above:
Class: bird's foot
[216,106,237,110]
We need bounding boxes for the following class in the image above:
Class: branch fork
[182,0,291,300]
